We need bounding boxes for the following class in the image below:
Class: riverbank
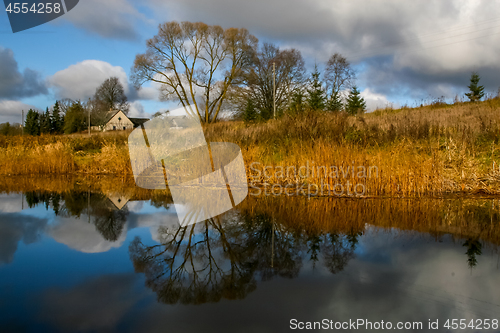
[1,99,500,197]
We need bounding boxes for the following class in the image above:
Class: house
[95,110,149,132]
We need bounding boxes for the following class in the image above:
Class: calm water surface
[0,190,499,332]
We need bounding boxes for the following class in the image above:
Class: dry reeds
[1,100,499,196]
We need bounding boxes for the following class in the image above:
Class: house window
[118,117,122,121]
[113,126,116,130]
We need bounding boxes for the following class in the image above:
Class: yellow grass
[0,99,499,196]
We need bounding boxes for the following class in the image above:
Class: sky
[1,0,500,123]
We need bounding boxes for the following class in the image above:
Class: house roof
[129,118,149,127]
[104,110,122,123]
[99,110,149,127]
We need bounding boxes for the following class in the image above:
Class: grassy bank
[1,99,500,196]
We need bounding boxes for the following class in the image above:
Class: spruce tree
[63,101,87,134]
[0,122,11,135]
[326,90,343,112]
[51,101,63,134]
[345,86,366,115]
[465,72,485,102]
[24,109,40,136]
[306,65,325,111]
[40,108,51,134]
[290,91,305,114]
[242,99,257,123]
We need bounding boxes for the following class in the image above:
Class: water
[0,190,499,332]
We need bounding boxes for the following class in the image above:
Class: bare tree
[92,77,129,126]
[57,98,75,115]
[132,21,258,123]
[232,43,306,119]
[324,53,355,111]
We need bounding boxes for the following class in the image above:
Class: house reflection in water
[106,193,130,211]
[17,190,176,253]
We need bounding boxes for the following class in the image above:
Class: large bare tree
[91,77,129,126]
[132,21,258,123]
[93,77,129,112]
[232,43,306,119]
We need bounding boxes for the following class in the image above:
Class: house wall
[103,111,134,131]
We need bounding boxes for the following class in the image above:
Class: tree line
[17,77,130,136]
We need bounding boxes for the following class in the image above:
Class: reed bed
[206,99,500,196]
[0,99,499,197]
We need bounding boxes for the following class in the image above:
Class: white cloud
[128,101,147,118]
[360,88,397,111]
[48,60,160,104]
[48,60,129,101]
[136,86,159,101]
[0,100,37,123]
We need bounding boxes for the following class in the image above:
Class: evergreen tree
[40,108,51,134]
[290,91,305,114]
[51,101,63,134]
[24,109,40,136]
[326,90,343,112]
[63,101,87,134]
[0,122,11,135]
[345,86,366,115]
[465,72,485,102]
[306,65,325,110]
[260,107,273,121]
[0,122,22,135]
[242,99,257,123]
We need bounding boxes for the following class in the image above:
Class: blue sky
[1,0,500,123]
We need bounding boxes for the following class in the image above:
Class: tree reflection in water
[24,191,129,241]
[129,211,361,305]
[20,191,500,302]
[463,238,482,270]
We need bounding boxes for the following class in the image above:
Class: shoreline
[1,174,500,199]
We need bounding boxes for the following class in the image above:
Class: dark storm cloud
[61,0,148,41]
[359,55,500,101]
[145,0,463,52]
[0,47,48,99]
[143,0,500,101]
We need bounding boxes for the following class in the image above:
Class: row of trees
[132,21,367,124]
[21,77,130,136]
[0,122,22,135]
[24,101,64,135]
[24,100,86,136]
